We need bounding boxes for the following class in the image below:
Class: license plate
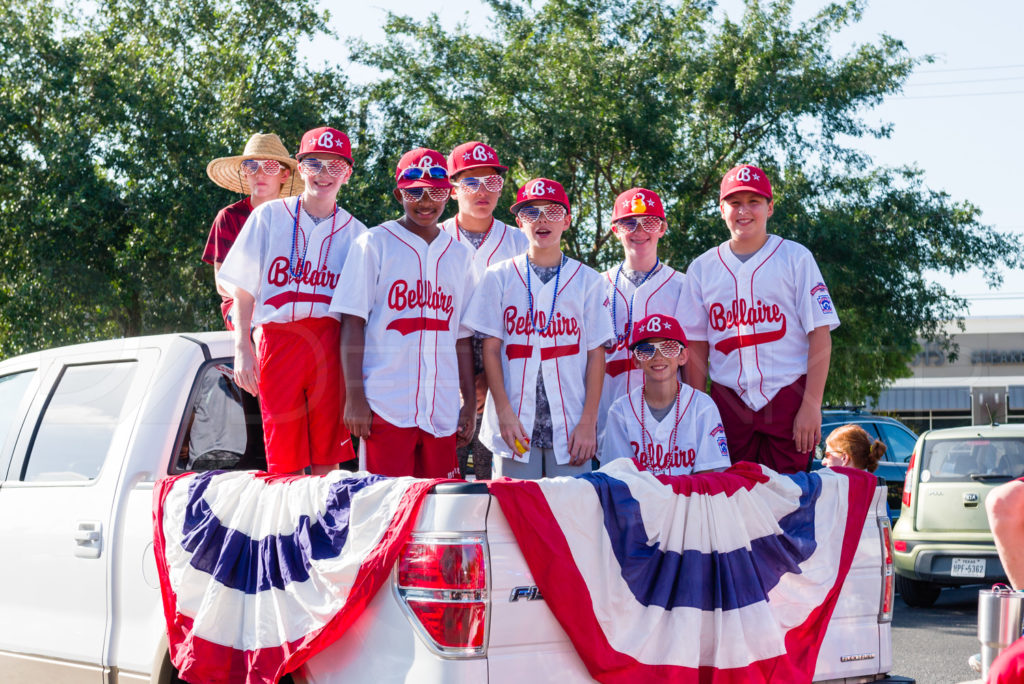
[951,557,986,578]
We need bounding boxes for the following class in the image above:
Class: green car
[892,424,1024,607]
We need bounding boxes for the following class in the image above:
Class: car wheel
[896,573,941,607]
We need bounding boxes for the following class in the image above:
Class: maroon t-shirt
[202,197,253,328]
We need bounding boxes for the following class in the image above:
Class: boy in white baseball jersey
[441,141,529,479]
[203,133,300,330]
[217,126,367,474]
[601,314,731,475]
[682,165,840,474]
[598,187,688,442]
[465,178,614,478]
[333,148,476,479]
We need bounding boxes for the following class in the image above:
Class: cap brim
[206,156,302,198]
[720,185,772,201]
[509,198,571,214]
[452,162,508,176]
[397,177,451,189]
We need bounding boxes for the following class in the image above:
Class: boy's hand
[345,394,373,439]
[497,407,528,455]
[233,343,260,397]
[568,418,597,466]
[792,402,822,455]
[456,405,476,448]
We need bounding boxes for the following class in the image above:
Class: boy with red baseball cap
[465,178,613,478]
[203,133,300,330]
[441,141,529,479]
[681,164,840,474]
[217,126,367,474]
[598,187,688,447]
[601,314,731,475]
[333,148,476,478]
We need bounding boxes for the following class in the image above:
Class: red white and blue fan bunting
[489,459,877,684]
[153,470,436,684]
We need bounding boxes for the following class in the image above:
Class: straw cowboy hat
[206,133,302,198]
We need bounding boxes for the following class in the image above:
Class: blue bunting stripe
[582,470,822,611]
[179,471,387,593]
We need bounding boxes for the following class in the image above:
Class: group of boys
[202,126,840,481]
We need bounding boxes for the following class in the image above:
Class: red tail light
[397,535,488,655]
[878,517,894,622]
[894,540,907,552]
[901,451,916,508]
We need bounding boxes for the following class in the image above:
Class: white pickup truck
[0,332,910,683]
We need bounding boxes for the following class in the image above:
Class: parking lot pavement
[892,585,983,684]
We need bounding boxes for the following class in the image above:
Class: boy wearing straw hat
[217,126,366,475]
[203,133,301,330]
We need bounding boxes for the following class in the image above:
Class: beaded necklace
[525,254,564,335]
[639,379,683,464]
[612,258,660,344]
[289,197,337,278]
[455,215,494,245]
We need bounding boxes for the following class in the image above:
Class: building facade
[867,316,1024,433]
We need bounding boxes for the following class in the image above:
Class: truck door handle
[74,521,102,559]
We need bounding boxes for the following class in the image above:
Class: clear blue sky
[303,0,1024,318]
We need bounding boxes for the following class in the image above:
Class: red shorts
[257,317,354,473]
[363,415,459,478]
[710,375,809,474]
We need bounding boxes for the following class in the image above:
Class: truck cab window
[177,362,265,473]
[0,371,35,448]
[23,362,137,482]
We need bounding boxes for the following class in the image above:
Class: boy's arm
[793,325,832,454]
[456,337,476,447]
[340,314,372,439]
[568,346,606,466]
[482,336,526,452]
[685,340,710,393]
[230,288,259,396]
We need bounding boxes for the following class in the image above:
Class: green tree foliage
[0,0,353,355]
[1,0,1020,405]
[355,0,1022,402]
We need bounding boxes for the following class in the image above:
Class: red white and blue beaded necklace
[612,258,660,345]
[289,196,338,278]
[525,254,564,334]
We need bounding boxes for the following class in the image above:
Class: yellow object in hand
[514,437,530,455]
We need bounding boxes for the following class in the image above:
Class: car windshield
[921,437,1024,483]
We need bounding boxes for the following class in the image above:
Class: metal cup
[978,584,1024,680]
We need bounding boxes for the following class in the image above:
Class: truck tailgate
[485,496,595,683]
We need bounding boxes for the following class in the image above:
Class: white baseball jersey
[330,221,476,437]
[440,217,530,279]
[464,255,614,464]
[216,197,367,325]
[681,234,840,410]
[598,264,688,437]
[601,383,732,475]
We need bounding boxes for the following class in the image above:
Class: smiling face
[299,152,349,204]
[452,166,502,222]
[393,187,449,229]
[612,216,666,265]
[635,336,688,382]
[720,190,773,251]
[515,200,570,251]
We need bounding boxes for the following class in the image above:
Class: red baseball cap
[510,178,571,214]
[612,187,665,221]
[447,141,507,178]
[395,148,450,189]
[297,127,352,164]
[629,314,687,348]
[720,164,772,201]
